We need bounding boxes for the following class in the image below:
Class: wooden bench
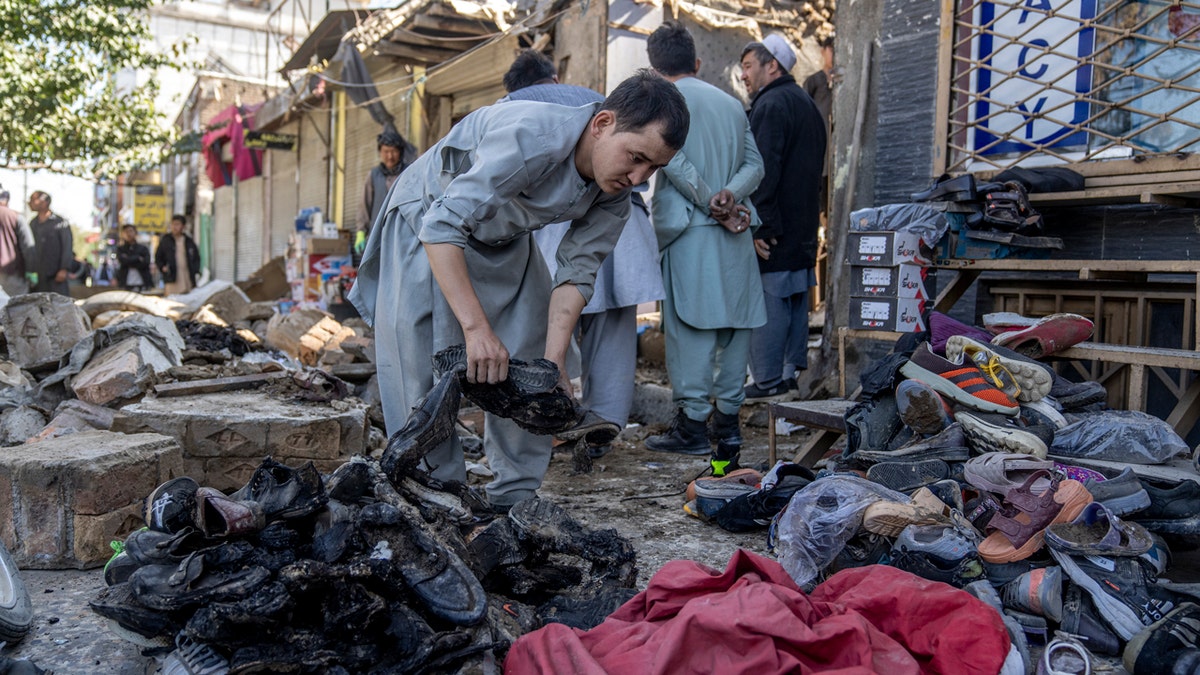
[979,153,1200,208]
[1055,342,1200,437]
[767,399,854,467]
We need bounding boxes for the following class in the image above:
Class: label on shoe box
[849,264,931,299]
[849,296,928,332]
[847,231,932,266]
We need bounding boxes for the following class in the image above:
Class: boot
[644,410,710,455]
[708,411,742,476]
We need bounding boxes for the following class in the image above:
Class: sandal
[963,452,1055,498]
[983,181,1045,234]
[978,472,1093,563]
[1045,502,1154,556]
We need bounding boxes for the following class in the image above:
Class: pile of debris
[90,356,635,673]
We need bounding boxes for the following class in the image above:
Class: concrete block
[71,336,176,406]
[2,293,91,370]
[30,399,118,443]
[119,392,368,485]
[0,431,183,568]
[630,382,675,427]
[0,406,46,446]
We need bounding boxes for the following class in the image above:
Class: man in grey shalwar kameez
[501,51,666,459]
[348,71,688,510]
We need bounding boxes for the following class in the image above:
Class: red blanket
[504,550,1009,674]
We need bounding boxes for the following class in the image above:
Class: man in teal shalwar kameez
[644,22,766,475]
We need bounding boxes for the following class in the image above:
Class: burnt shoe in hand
[380,371,463,480]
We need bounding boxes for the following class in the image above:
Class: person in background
[642,22,766,475]
[156,214,201,295]
[0,188,34,296]
[27,190,72,296]
[501,49,666,459]
[116,224,152,292]
[355,128,411,256]
[740,34,827,399]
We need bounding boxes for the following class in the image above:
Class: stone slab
[71,336,176,406]
[118,392,368,487]
[2,293,91,370]
[0,431,184,568]
[630,382,675,427]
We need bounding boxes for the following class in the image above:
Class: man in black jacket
[155,214,201,294]
[116,225,152,291]
[740,34,827,399]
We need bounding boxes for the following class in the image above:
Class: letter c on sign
[1018,39,1050,79]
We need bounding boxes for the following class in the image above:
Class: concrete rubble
[0,282,382,575]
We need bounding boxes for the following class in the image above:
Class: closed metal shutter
[343,104,377,232]
[213,185,236,282]
[270,121,300,258]
[236,176,265,279]
[299,106,331,217]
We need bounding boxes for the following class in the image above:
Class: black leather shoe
[912,173,977,202]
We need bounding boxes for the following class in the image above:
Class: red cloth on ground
[503,550,1009,675]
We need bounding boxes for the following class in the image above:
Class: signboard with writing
[971,0,1097,155]
[243,131,298,151]
[133,184,169,234]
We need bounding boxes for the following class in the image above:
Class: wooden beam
[153,372,286,397]
[372,41,463,64]
[408,13,494,36]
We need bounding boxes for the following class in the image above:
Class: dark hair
[647,21,697,76]
[819,35,835,49]
[741,43,777,70]
[121,224,137,232]
[171,214,187,227]
[503,50,556,93]
[377,129,404,150]
[31,191,50,206]
[599,69,689,150]
[0,190,8,202]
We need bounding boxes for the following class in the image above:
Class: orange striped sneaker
[900,342,1020,415]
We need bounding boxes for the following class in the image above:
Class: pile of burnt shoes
[911,168,1082,249]
[92,384,637,675]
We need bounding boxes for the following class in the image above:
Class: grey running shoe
[1083,467,1151,517]
[957,411,1048,458]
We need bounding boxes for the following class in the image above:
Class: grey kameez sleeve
[553,189,630,303]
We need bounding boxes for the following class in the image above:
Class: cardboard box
[237,257,290,302]
[306,232,353,255]
[848,231,932,266]
[849,264,932,300]
[849,296,928,332]
[308,254,351,279]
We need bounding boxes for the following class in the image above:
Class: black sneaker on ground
[1060,582,1122,656]
[743,381,791,400]
[644,410,710,455]
[708,410,742,476]
[1130,478,1200,535]
[1123,602,1200,675]
[712,465,815,533]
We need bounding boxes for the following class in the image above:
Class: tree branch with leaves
[0,0,190,176]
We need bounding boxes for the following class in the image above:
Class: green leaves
[0,0,184,176]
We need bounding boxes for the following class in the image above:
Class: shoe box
[847,230,933,266]
[848,296,928,332]
[849,263,932,300]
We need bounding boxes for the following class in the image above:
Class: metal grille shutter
[236,176,265,279]
[343,104,377,232]
[270,121,300,258]
[299,107,331,216]
[213,185,236,282]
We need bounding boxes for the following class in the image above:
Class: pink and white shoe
[991,313,1094,358]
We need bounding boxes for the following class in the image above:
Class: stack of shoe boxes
[847,231,932,332]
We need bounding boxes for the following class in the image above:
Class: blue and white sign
[971,0,1097,154]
